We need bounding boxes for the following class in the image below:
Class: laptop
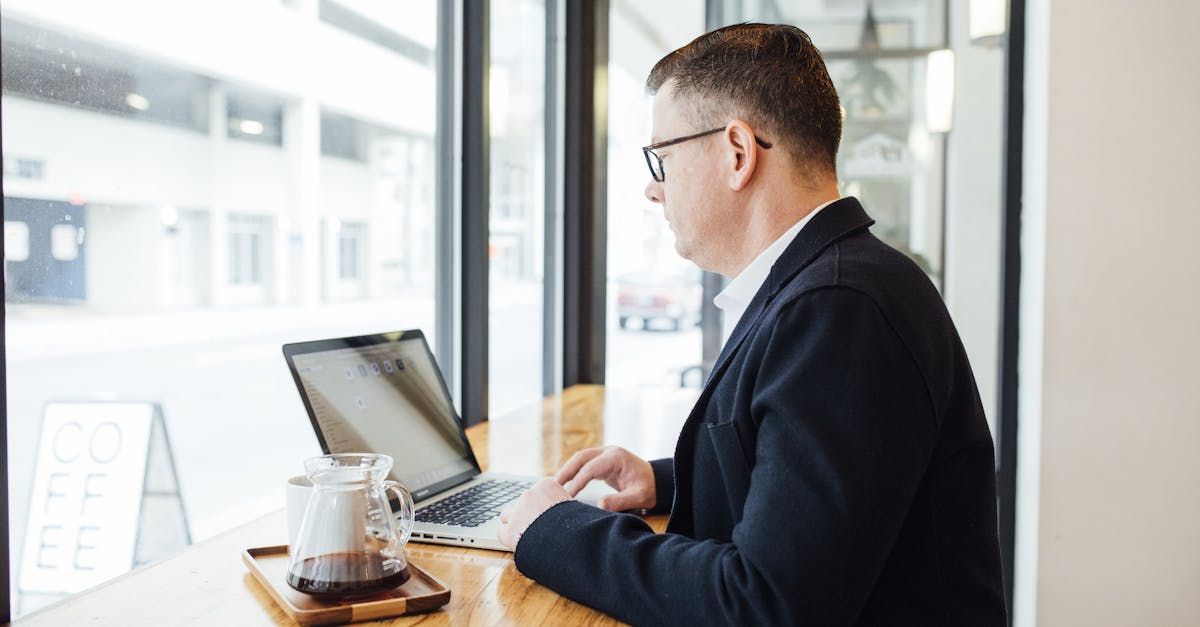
[282,329,609,552]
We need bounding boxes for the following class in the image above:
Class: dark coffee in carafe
[286,551,411,598]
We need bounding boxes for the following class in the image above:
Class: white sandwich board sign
[18,402,190,613]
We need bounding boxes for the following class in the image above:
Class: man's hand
[497,478,570,550]
[555,446,656,512]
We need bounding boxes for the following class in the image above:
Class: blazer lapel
[666,197,875,530]
[763,197,874,301]
[702,283,768,388]
[700,197,875,392]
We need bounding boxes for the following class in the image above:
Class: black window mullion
[562,0,608,386]
[460,0,490,425]
[997,0,1027,622]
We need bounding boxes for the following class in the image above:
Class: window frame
[562,0,608,386]
[458,0,490,426]
[996,0,1027,619]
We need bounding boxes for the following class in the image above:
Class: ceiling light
[238,119,265,135]
[125,93,150,111]
[970,0,1007,46]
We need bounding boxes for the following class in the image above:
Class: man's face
[644,82,736,270]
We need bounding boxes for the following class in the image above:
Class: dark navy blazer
[514,198,1007,626]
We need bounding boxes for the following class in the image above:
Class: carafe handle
[383,480,415,547]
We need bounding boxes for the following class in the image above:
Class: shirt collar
[714,198,840,316]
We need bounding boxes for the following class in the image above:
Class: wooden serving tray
[242,545,451,625]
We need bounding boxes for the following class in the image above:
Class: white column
[280,0,322,307]
[283,98,322,307]
[209,85,230,308]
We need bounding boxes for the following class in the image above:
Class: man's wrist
[649,458,675,514]
[513,499,580,560]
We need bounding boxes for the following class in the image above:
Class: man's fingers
[554,448,604,485]
[563,456,611,497]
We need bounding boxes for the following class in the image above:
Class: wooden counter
[14,384,697,626]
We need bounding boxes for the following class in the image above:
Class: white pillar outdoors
[208,85,230,308]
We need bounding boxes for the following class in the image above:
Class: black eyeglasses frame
[642,127,773,182]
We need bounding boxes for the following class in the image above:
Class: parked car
[616,267,702,332]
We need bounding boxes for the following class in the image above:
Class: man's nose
[644,179,664,204]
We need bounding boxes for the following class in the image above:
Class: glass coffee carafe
[287,453,415,599]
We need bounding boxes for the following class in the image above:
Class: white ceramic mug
[286,475,314,548]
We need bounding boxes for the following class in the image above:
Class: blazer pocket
[707,421,753,516]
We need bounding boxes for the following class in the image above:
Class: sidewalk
[4,279,544,361]
[4,300,434,361]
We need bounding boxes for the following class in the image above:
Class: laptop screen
[284,331,479,500]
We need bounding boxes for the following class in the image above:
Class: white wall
[2,98,214,209]
[1017,1,1200,625]
[1,95,425,309]
[1,97,293,216]
[84,205,162,310]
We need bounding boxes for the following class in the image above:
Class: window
[228,215,265,285]
[604,1,1003,429]
[488,0,547,417]
[709,0,951,284]
[2,1,443,616]
[705,0,950,288]
[720,0,1005,430]
[49,224,79,261]
[605,1,708,391]
[226,91,284,146]
[320,110,366,162]
[338,222,365,280]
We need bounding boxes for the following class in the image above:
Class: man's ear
[724,120,758,191]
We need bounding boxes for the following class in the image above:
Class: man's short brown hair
[647,23,842,180]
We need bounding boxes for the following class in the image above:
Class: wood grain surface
[13,385,697,626]
[241,545,452,625]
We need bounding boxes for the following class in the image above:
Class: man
[498,23,1006,625]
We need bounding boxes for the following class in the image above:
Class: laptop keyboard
[415,479,535,527]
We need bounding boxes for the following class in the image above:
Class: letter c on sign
[89,421,123,464]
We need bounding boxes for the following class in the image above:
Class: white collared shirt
[714,198,840,344]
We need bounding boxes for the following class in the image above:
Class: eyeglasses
[642,127,773,182]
